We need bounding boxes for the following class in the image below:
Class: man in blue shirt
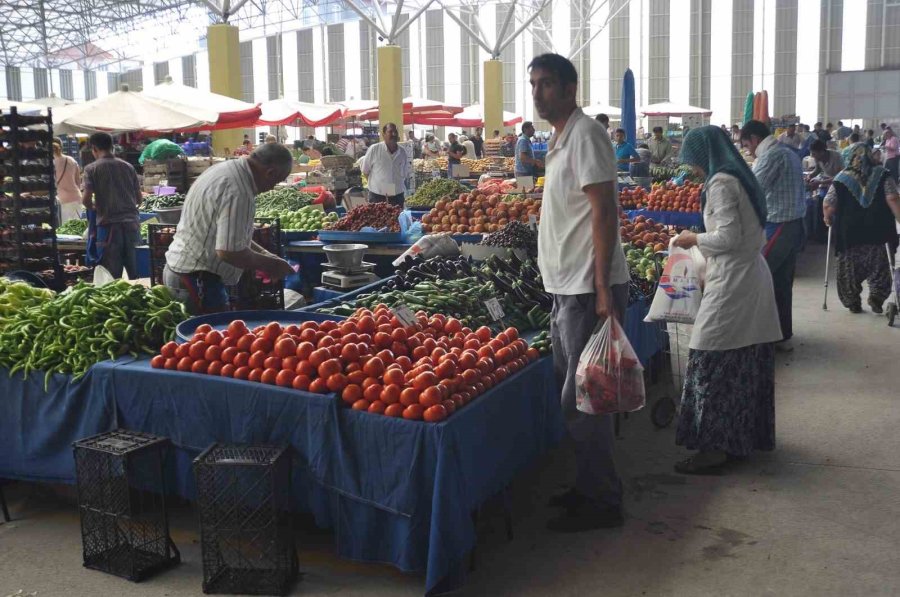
[514,122,542,176]
[742,120,806,352]
[613,128,640,172]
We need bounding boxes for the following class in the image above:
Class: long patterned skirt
[837,244,892,310]
[675,343,775,457]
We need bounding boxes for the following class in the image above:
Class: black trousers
[368,191,405,207]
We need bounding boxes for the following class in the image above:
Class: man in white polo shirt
[532,53,630,533]
[362,122,409,207]
[164,144,294,314]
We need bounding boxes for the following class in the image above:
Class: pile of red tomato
[151,306,539,423]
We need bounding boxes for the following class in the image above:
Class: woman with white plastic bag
[670,126,782,475]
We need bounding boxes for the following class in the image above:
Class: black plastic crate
[194,444,297,596]
[147,224,177,286]
[73,429,180,582]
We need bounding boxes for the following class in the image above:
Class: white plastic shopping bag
[575,317,646,415]
[644,238,705,324]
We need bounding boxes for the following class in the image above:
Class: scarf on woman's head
[834,142,886,208]
[679,126,768,227]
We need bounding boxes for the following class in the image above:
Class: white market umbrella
[582,102,622,118]
[424,104,523,128]
[31,94,75,109]
[0,99,44,115]
[143,76,260,130]
[639,102,712,117]
[257,99,345,127]
[53,84,219,133]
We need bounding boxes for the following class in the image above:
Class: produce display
[480,221,539,257]
[0,279,54,318]
[619,186,649,210]
[271,206,339,231]
[327,203,401,232]
[650,164,704,184]
[56,219,89,236]
[322,253,552,331]
[405,178,468,208]
[619,214,675,252]
[529,330,552,355]
[254,187,317,216]
[421,189,541,235]
[154,310,539,422]
[413,157,515,174]
[646,181,702,212]
[139,193,186,212]
[0,281,187,387]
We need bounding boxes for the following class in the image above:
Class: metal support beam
[496,0,551,54]
[390,0,406,41]
[568,0,630,61]
[392,0,436,41]
[343,0,390,39]
[493,0,517,57]
[440,1,495,56]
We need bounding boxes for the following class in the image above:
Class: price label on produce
[484,297,505,321]
[391,304,418,328]
[528,214,538,231]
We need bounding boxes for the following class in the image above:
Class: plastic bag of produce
[392,233,460,266]
[575,317,645,415]
[644,238,705,324]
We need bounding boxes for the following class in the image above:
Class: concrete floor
[2,244,899,597]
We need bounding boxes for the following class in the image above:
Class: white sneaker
[775,339,794,353]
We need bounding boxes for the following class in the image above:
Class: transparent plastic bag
[645,238,705,324]
[575,317,646,415]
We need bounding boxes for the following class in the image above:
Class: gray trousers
[550,284,629,508]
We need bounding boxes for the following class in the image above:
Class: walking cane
[823,225,832,310]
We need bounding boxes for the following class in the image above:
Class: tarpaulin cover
[0,355,563,595]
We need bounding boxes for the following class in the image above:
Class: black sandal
[674,456,728,476]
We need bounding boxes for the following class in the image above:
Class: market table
[283,240,411,295]
[0,354,563,595]
[625,209,703,228]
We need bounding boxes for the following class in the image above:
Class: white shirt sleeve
[574,124,617,189]
[696,177,743,257]
[361,144,375,177]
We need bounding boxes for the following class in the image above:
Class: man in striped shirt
[164,144,294,314]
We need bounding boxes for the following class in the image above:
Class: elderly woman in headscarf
[669,126,783,475]
[823,143,900,313]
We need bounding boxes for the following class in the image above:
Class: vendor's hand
[595,286,616,321]
[268,259,295,281]
[672,230,698,249]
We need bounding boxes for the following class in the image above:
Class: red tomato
[363,357,386,378]
[309,378,329,394]
[281,356,299,371]
[347,370,367,385]
[227,320,249,339]
[250,337,273,354]
[204,345,223,363]
[361,377,380,390]
[259,368,277,385]
[318,358,342,380]
[476,357,494,375]
[326,373,348,392]
[441,399,457,416]
[219,337,236,350]
[380,384,402,404]
[384,403,405,417]
[236,335,255,352]
[176,357,193,372]
[300,320,320,332]
[164,357,178,370]
[495,347,513,364]
[402,404,425,420]
[295,360,316,378]
[435,360,457,380]
[275,369,295,387]
[382,368,405,386]
[461,368,479,385]
[189,359,207,374]
[292,375,312,391]
[206,361,223,376]
[233,366,250,380]
[264,356,283,370]
[220,347,239,364]
[299,328,317,343]
[261,322,283,342]
[339,321,358,336]
[411,371,436,390]
[188,342,208,361]
[248,351,267,370]
[463,339,481,351]
[195,324,213,334]
[160,342,177,359]
[459,351,477,370]
[395,355,413,371]
[341,383,362,404]
[423,404,448,423]
[419,386,443,408]
[340,343,360,363]
[273,337,297,359]
[443,318,463,334]
[220,363,236,378]
[357,315,377,334]
[399,387,421,406]
[363,383,384,402]
[151,355,166,369]
[352,399,371,411]
[233,352,251,368]
[295,341,315,361]
[308,348,330,369]
[205,330,223,345]
[317,335,336,350]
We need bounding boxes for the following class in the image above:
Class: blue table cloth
[1,356,563,595]
[625,297,662,365]
[625,209,703,228]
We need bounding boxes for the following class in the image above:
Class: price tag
[484,297,505,321]
[391,304,418,328]
[528,214,538,231]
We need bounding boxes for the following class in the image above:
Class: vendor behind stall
[164,144,295,315]
[361,122,409,207]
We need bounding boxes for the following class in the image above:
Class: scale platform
[321,262,379,289]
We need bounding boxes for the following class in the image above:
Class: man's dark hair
[637,143,649,149]
[740,120,771,141]
[527,53,578,87]
[881,122,887,129]
[493,129,500,136]
[867,129,875,136]
[89,132,113,151]
[809,139,827,153]
[652,126,663,134]
[614,128,626,135]
[849,132,860,143]
[596,114,609,125]
[382,122,397,133]
[815,122,823,128]
[838,121,844,126]
[521,121,533,133]
[826,122,834,128]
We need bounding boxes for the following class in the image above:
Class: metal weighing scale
[321,261,379,290]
